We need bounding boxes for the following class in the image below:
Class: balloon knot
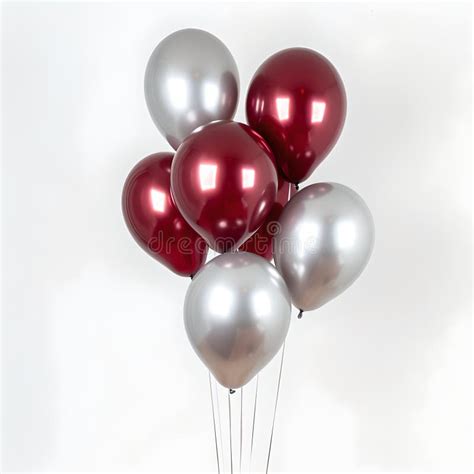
[190,274,194,280]
[229,388,235,394]
[295,183,300,191]
[297,309,304,319]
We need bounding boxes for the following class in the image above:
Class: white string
[228,390,234,474]
[265,341,286,474]
[208,373,221,473]
[214,379,225,470]
[239,388,243,473]
[249,375,259,472]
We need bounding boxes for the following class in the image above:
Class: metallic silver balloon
[184,252,291,389]
[144,29,239,150]
[274,183,374,313]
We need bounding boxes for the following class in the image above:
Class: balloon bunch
[123,29,374,392]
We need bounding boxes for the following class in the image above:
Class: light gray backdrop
[1,2,471,472]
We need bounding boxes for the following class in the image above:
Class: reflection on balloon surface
[150,188,166,213]
[311,100,326,123]
[199,164,218,191]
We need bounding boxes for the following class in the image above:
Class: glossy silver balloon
[184,252,291,389]
[144,29,239,150]
[274,183,374,313]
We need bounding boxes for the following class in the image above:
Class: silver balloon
[274,183,374,313]
[144,29,239,150]
[184,252,291,389]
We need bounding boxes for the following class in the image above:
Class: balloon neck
[297,309,304,319]
[229,388,235,394]
[190,274,194,280]
[295,183,300,191]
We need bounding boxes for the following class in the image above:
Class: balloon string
[249,375,259,471]
[215,379,225,469]
[265,341,286,474]
[239,388,243,473]
[209,373,221,474]
[228,390,234,474]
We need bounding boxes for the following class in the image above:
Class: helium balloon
[246,48,346,184]
[122,153,208,277]
[171,121,278,253]
[145,29,239,150]
[240,176,295,260]
[184,252,291,389]
[273,183,374,313]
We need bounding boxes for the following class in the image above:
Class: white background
[1,2,472,472]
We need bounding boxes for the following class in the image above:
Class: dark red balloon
[246,48,346,184]
[240,174,295,260]
[171,121,278,253]
[122,152,208,277]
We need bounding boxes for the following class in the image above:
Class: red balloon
[171,121,278,253]
[240,174,295,260]
[122,152,208,277]
[246,48,346,184]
